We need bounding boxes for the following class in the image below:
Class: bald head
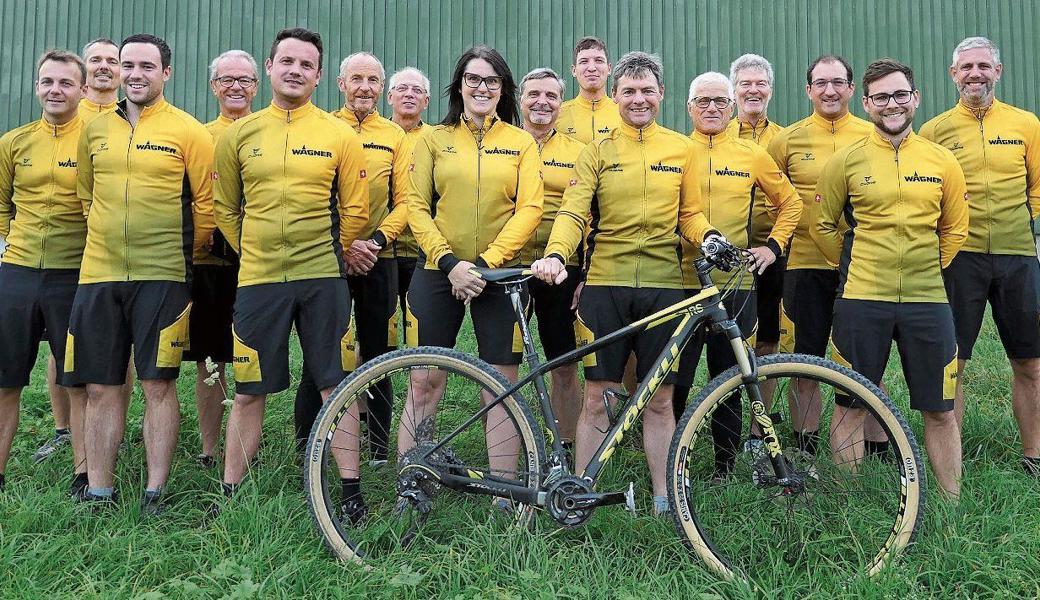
[338,52,385,115]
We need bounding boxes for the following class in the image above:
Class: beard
[871,111,914,137]
[957,79,994,103]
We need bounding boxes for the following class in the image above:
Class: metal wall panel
[1,0,1037,132]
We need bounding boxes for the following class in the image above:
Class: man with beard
[813,58,968,498]
[558,37,622,144]
[921,37,1040,477]
[79,38,120,122]
[70,34,215,513]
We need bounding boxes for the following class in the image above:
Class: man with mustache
[558,36,622,144]
[70,33,215,513]
[921,36,1040,477]
[813,58,968,498]
[79,38,119,122]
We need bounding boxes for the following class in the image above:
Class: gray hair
[209,49,258,81]
[951,36,1001,66]
[339,51,385,80]
[388,66,430,94]
[688,72,734,103]
[729,53,774,87]
[611,51,663,91]
[82,37,117,58]
[520,67,566,95]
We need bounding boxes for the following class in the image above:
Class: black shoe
[340,498,368,526]
[1023,456,1040,477]
[197,454,217,468]
[70,473,89,501]
[141,490,166,517]
[82,490,119,511]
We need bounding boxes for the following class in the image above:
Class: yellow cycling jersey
[545,120,712,289]
[813,130,969,303]
[0,115,87,269]
[519,129,585,266]
[393,122,426,258]
[557,95,623,144]
[680,129,802,288]
[727,117,784,245]
[768,111,872,270]
[77,98,215,284]
[332,108,410,258]
[194,114,239,267]
[78,98,117,125]
[920,98,1040,256]
[214,101,369,287]
[408,115,543,272]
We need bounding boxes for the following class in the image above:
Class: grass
[2,312,1039,599]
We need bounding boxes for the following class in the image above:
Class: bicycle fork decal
[751,401,784,459]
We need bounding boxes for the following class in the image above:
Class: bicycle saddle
[469,267,532,283]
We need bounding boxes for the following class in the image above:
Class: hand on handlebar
[531,256,568,285]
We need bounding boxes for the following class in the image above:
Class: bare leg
[755,341,779,425]
[67,386,88,475]
[325,386,362,479]
[622,355,638,395]
[576,380,615,474]
[140,379,180,490]
[194,362,226,458]
[223,393,266,485]
[549,363,582,442]
[47,356,70,430]
[830,403,866,470]
[0,388,22,474]
[922,410,961,499]
[790,378,824,434]
[85,384,128,489]
[486,364,520,478]
[397,368,446,456]
[642,383,676,497]
[1010,358,1040,458]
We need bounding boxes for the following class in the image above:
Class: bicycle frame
[417,259,794,506]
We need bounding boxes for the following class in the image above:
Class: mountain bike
[303,239,925,582]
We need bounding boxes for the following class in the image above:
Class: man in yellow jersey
[517,67,586,446]
[0,51,90,497]
[185,50,259,469]
[214,29,368,520]
[557,36,623,144]
[532,52,715,515]
[727,54,786,363]
[675,72,801,476]
[814,59,968,497]
[921,37,1040,477]
[767,55,872,456]
[79,38,119,122]
[70,34,215,513]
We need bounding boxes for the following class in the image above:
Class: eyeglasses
[811,78,851,91]
[214,76,258,89]
[692,96,732,109]
[392,84,427,95]
[865,89,915,107]
[463,72,503,91]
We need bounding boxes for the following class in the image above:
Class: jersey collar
[572,94,615,112]
[810,110,854,132]
[338,106,381,128]
[728,117,771,138]
[955,97,1003,120]
[618,119,659,141]
[80,97,117,113]
[115,97,168,122]
[268,100,316,122]
[691,127,730,147]
[39,113,83,137]
[461,113,499,135]
[215,114,235,127]
[867,127,919,150]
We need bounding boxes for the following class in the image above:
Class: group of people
[0,27,1037,521]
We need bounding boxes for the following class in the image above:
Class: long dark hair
[440,45,519,126]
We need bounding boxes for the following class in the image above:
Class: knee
[233,394,265,410]
[552,365,579,387]
[582,386,609,416]
[1010,359,1040,383]
[922,410,957,428]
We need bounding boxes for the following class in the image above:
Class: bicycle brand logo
[903,171,941,184]
[714,165,750,178]
[292,145,333,158]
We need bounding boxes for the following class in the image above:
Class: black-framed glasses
[865,89,915,107]
[463,72,503,91]
[214,76,258,89]
[692,96,732,109]
[811,78,851,91]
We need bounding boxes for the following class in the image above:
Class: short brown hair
[862,58,915,96]
[269,27,323,68]
[37,49,87,85]
[573,36,608,63]
[806,54,853,86]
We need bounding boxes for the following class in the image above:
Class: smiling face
[84,41,120,94]
[36,59,86,122]
[571,47,611,95]
[339,54,384,115]
[689,80,733,136]
[120,42,170,107]
[460,58,501,120]
[521,76,563,129]
[733,67,772,120]
[266,37,322,106]
[614,71,661,129]
[863,71,919,138]
[387,70,429,120]
[950,46,1002,107]
[806,60,854,120]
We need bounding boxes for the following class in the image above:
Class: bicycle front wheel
[304,347,545,564]
[667,354,925,582]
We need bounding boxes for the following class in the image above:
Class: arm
[185,122,216,256]
[76,126,95,218]
[213,126,244,253]
[372,132,411,247]
[755,148,803,255]
[336,129,371,251]
[677,144,714,245]
[0,133,14,237]
[766,132,788,172]
[810,153,849,267]
[478,137,544,267]
[544,143,597,263]
[407,134,457,271]
[938,153,969,268]
[1025,114,1040,220]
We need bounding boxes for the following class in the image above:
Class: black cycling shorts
[67,280,191,385]
[575,285,686,383]
[755,255,786,345]
[406,267,525,365]
[831,299,957,413]
[183,264,237,364]
[233,278,351,395]
[395,256,418,322]
[943,251,1040,360]
[780,268,838,356]
[348,258,399,365]
[676,290,758,388]
[0,264,79,387]
[527,265,580,361]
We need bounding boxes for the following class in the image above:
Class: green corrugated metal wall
[1,0,1038,132]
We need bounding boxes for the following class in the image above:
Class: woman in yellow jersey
[400,46,544,490]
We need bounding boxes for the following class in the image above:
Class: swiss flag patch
[569,179,578,187]
[409,164,415,172]
[359,169,367,179]
[211,171,219,181]
[814,193,822,203]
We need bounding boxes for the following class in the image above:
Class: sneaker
[140,490,166,517]
[340,498,369,526]
[70,473,89,501]
[368,459,388,468]
[81,490,119,511]
[33,431,71,463]
[197,454,217,468]
[1023,456,1040,477]
[652,495,670,517]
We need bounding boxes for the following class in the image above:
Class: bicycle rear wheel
[667,354,924,582]
[304,347,545,563]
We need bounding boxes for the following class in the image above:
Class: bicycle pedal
[624,482,636,514]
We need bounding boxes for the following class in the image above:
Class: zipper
[975,110,990,252]
[124,114,134,280]
[475,121,485,262]
[590,99,596,141]
[636,127,646,287]
[894,144,903,301]
[41,123,59,268]
[281,110,291,281]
